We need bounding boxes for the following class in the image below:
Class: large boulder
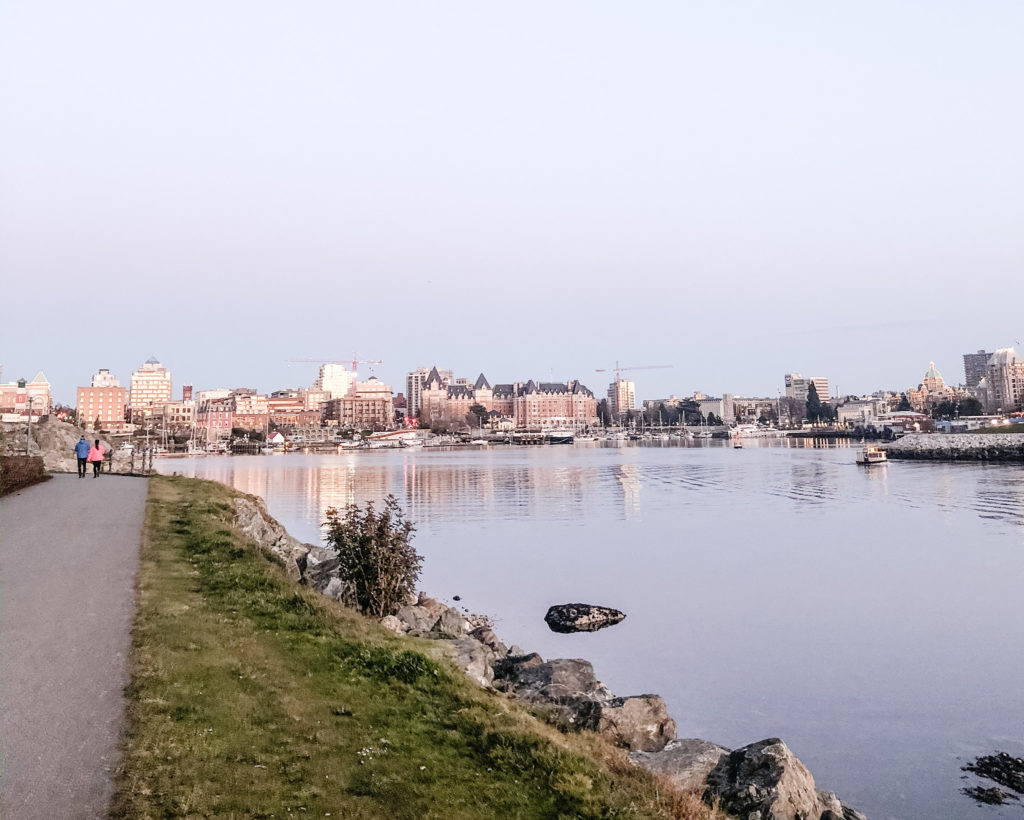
[631,738,729,791]
[704,738,858,820]
[469,626,507,656]
[496,656,603,700]
[431,607,471,638]
[395,605,435,633]
[544,603,626,633]
[494,655,616,733]
[589,694,676,752]
[416,593,448,623]
[379,615,405,634]
[445,637,497,687]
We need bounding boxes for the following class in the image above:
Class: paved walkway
[2,474,148,820]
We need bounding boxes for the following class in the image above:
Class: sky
[2,1,1022,405]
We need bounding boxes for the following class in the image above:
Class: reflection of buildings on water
[402,458,595,525]
[975,468,1024,529]
[615,465,641,518]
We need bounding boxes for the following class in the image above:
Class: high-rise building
[977,348,1024,413]
[78,369,128,431]
[963,350,991,389]
[607,379,635,418]
[315,363,356,399]
[406,366,454,417]
[91,368,120,388]
[784,373,830,403]
[129,357,173,420]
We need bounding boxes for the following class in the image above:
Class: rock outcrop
[884,433,1024,461]
[230,492,865,816]
[630,738,730,791]
[1,418,132,473]
[704,738,865,820]
[544,603,626,633]
[591,695,676,752]
[233,495,342,593]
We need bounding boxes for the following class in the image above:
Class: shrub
[323,495,421,618]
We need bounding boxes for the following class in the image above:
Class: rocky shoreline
[234,492,866,820]
[883,432,1024,461]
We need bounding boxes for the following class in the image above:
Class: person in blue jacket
[74,435,90,478]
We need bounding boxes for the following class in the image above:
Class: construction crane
[285,354,383,394]
[594,361,671,382]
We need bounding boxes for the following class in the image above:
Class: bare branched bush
[323,495,421,618]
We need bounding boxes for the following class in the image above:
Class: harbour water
[158,440,1024,819]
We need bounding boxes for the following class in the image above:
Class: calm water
[158,441,1024,820]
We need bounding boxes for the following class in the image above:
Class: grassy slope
[113,476,720,819]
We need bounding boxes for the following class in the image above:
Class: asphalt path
[2,473,148,820]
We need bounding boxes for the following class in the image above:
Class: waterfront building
[784,373,830,403]
[194,388,231,403]
[607,379,635,418]
[315,363,356,399]
[77,369,128,431]
[268,392,305,416]
[161,400,195,427]
[196,397,233,442]
[355,376,393,401]
[0,372,52,421]
[697,396,734,423]
[322,395,394,430]
[514,380,598,430]
[303,388,330,411]
[230,389,269,432]
[642,395,684,412]
[977,347,1024,413]
[406,366,454,417]
[835,397,889,426]
[417,367,598,430]
[731,396,777,423]
[129,357,172,420]
[963,350,992,389]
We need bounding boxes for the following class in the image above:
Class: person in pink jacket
[87,440,105,478]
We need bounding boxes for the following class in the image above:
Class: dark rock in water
[962,751,1024,804]
[544,603,625,633]
[452,595,461,601]
[962,785,1019,806]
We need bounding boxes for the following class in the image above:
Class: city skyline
[2,3,1022,404]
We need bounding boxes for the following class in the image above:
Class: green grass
[113,476,720,819]
[966,423,1024,434]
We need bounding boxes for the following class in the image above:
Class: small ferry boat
[855,444,887,465]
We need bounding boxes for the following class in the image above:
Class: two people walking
[74,436,105,478]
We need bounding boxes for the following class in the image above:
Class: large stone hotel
[416,367,599,430]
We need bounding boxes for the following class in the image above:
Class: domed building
[907,361,955,412]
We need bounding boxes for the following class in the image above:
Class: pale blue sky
[2,2,1021,403]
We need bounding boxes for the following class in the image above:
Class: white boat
[855,444,887,465]
[544,429,575,444]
